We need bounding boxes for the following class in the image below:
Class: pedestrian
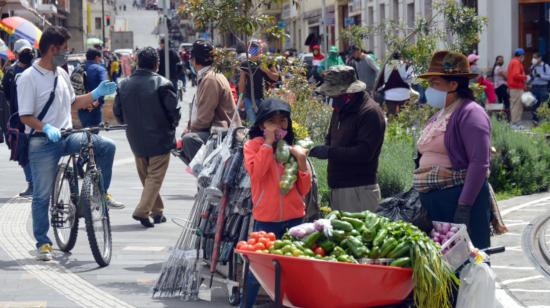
[113,47,180,228]
[181,40,241,165]
[238,40,280,123]
[311,44,324,83]
[467,53,481,75]
[414,50,491,249]
[375,51,412,116]
[2,39,35,196]
[347,45,380,93]
[158,38,180,89]
[529,52,550,123]
[490,55,510,120]
[318,46,344,76]
[17,26,123,261]
[79,48,108,128]
[309,65,386,212]
[242,98,311,308]
[507,48,529,128]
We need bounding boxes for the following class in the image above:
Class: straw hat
[418,51,478,79]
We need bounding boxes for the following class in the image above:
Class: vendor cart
[237,250,414,308]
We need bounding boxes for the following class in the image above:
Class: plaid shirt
[413,166,467,193]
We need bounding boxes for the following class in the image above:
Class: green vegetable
[325,210,340,220]
[323,256,338,262]
[361,227,376,243]
[380,238,398,257]
[341,217,364,229]
[303,248,315,257]
[330,246,346,257]
[387,242,410,259]
[331,230,347,243]
[341,211,367,220]
[336,254,354,263]
[349,229,360,237]
[331,219,353,232]
[273,240,287,249]
[303,231,322,249]
[369,246,380,259]
[319,239,336,253]
[281,245,295,254]
[271,249,283,255]
[296,138,314,150]
[373,228,388,247]
[276,139,290,163]
[390,257,411,267]
[345,236,369,258]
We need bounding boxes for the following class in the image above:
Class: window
[393,0,399,21]
[95,17,102,30]
[407,3,415,28]
[380,4,385,22]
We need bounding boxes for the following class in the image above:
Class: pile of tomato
[236,231,277,253]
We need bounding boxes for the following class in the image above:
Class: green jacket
[318,54,345,73]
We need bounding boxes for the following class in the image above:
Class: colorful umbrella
[0,17,42,48]
[0,38,15,61]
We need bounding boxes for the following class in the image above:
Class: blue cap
[515,48,525,56]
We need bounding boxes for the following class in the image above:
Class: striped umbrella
[0,38,15,61]
[0,17,42,48]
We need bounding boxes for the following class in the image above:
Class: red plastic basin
[237,250,413,308]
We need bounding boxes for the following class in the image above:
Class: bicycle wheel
[51,163,79,252]
[80,170,112,267]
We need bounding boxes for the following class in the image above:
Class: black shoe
[153,215,167,224]
[19,183,33,197]
[132,215,154,228]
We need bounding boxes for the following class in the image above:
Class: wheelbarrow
[236,250,414,308]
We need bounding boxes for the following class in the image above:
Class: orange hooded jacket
[244,137,312,222]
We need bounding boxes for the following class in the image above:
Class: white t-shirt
[493,65,507,88]
[17,62,76,134]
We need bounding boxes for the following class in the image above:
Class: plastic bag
[376,188,432,232]
[456,262,497,308]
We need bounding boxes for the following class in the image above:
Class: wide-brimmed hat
[419,51,478,79]
[317,65,366,97]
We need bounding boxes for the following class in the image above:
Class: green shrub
[377,139,415,198]
[490,118,550,195]
[311,158,330,206]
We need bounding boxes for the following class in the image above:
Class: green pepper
[390,257,411,268]
[303,231,322,249]
[331,230,347,243]
[331,219,354,232]
[373,228,388,247]
[341,211,367,220]
[336,254,353,263]
[325,210,340,220]
[361,227,376,243]
[345,236,369,258]
[387,242,410,259]
[369,246,380,259]
[331,246,346,257]
[293,241,305,249]
[276,140,290,163]
[319,239,336,253]
[380,238,398,257]
[341,217,364,230]
[349,229,360,237]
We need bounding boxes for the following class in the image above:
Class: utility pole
[163,0,170,80]
[101,0,106,46]
[321,0,327,55]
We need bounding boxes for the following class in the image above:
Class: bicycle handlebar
[61,123,127,136]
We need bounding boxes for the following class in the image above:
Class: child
[242,97,311,307]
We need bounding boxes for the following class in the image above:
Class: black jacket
[113,69,181,157]
[158,48,180,79]
[326,92,386,189]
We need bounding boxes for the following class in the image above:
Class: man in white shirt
[18,27,122,261]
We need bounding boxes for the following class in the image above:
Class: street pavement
[115,0,159,50]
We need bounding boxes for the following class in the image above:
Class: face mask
[53,51,68,67]
[532,58,539,66]
[275,128,288,141]
[425,87,448,109]
[19,51,34,65]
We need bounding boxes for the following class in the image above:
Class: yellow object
[87,3,91,33]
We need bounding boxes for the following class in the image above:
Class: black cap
[254,97,291,127]
[191,40,214,62]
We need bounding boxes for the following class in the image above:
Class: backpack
[71,64,87,95]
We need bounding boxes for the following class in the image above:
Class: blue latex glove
[42,123,61,142]
[91,80,117,101]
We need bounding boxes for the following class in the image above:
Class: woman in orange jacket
[241,97,311,307]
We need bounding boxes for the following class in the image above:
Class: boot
[19,183,33,197]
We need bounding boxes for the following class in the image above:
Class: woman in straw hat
[413,51,491,249]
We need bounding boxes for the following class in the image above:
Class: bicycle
[50,123,127,267]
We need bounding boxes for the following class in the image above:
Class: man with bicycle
[17,27,124,261]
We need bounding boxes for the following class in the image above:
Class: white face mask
[425,87,448,109]
[532,58,539,66]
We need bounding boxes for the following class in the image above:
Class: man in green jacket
[318,46,344,76]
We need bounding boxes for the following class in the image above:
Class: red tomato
[236,241,247,250]
[258,231,267,237]
[266,232,276,241]
[249,232,260,240]
[314,246,326,257]
[247,238,257,245]
[243,244,254,251]
[258,237,270,246]
[254,243,266,251]
[265,241,274,249]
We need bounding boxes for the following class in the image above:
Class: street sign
[278,20,286,29]
[345,17,355,26]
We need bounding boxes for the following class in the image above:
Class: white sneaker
[105,193,126,209]
[36,243,53,261]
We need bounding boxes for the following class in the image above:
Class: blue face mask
[425,87,448,109]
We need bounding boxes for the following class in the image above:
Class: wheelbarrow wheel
[228,286,240,306]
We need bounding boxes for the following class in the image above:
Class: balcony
[36,0,58,14]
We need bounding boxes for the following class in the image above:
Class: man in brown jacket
[181,40,240,164]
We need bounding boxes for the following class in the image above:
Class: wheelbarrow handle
[481,246,505,255]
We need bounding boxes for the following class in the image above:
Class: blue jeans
[530,84,549,121]
[23,163,32,183]
[244,97,263,124]
[28,133,116,248]
[241,217,303,308]
[78,108,103,128]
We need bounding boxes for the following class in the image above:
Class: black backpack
[71,64,87,95]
